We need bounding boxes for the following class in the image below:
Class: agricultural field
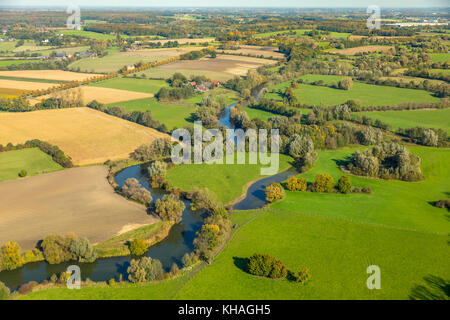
[356,109,450,133]
[137,54,277,81]
[0,166,158,251]
[329,45,394,55]
[145,38,214,45]
[0,148,62,182]
[68,47,205,73]
[429,53,450,63]
[90,77,169,94]
[220,45,285,59]
[0,59,43,68]
[0,41,17,53]
[0,78,56,91]
[29,86,154,105]
[166,153,293,205]
[0,87,25,99]
[266,74,440,106]
[0,107,169,165]
[0,70,102,81]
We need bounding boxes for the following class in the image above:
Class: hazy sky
[2,0,449,7]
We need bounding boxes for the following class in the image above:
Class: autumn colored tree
[265,183,285,202]
[285,177,307,191]
[314,174,334,193]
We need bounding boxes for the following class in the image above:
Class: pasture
[266,74,440,106]
[0,59,43,68]
[0,107,169,165]
[90,77,169,94]
[166,153,293,205]
[0,148,62,182]
[0,166,158,251]
[0,70,102,81]
[29,86,154,105]
[429,53,450,63]
[356,109,450,133]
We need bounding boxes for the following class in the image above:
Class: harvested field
[0,166,159,250]
[29,86,154,105]
[0,87,25,98]
[0,107,169,165]
[0,70,102,81]
[330,45,394,55]
[139,54,276,80]
[145,38,214,45]
[0,78,56,91]
[221,45,284,59]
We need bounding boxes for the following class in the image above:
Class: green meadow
[0,59,43,68]
[0,148,63,182]
[266,74,440,106]
[108,97,195,130]
[429,53,450,63]
[166,153,293,205]
[357,109,450,133]
[90,77,169,94]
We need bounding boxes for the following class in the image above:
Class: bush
[129,239,149,256]
[18,169,27,177]
[285,177,307,191]
[182,252,198,268]
[18,281,38,295]
[291,268,311,284]
[155,194,185,223]
[434,199,450,210]
[337,176,352,194]
[314,174,334,193]
[265,183,285,202]
[362,186,372,194]
[247,254,287,279]
[0,241,24,271]
[0,281,10,300]
[148,160,168,178]
[338,77,353,90]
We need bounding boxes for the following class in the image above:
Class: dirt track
[0,166,159,250]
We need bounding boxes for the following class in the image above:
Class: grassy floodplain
[266,74,441,106]
[356,109,450,133]
[0,148,62,182]
[90,77,169,94]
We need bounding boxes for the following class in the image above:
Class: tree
[129,239,148,256]
[337,176,352,194]
[0,241,23,271]
[70,237,98,263]
[247,254,287,279]
[130,138,172,161]
[285,177,307,191]
[360,127,383,146]
[288,135,314,158]
[41,234,77,264]
[193,224,221,261]
[121,178,152,206]
[338,77,353,90]
[421,129,438,147]
[148,160,168,178]
[155,194,185,222]
[127,257,164,283]
[0,281,9,300]
[265,183,285,202]
[314,174,334,193]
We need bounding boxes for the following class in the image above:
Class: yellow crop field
[0,70,102,81]
[0,107,169,165]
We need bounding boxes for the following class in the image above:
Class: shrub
[130,138,172,161]
[292,268,311,284]
[169,263,180,276]
[155,194,185,223]
[108,278,116,285]
[338,77,353,90]
[18,169,27,177]
[288,135,314,158]
[181,252,198,268]
[247,254,287,279]
[337,176,352,194]
[421,129,438,147]
[314,174,334,193]
[265,183,285,202]
[0,281,10,300]
[434,199,450,210]
[0,241,24,271]
[362,186,372,194]
[285,177,307,191]
[129,239,149,256]
[18,281,38,295]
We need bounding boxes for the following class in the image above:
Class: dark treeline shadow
[409,275,450,300]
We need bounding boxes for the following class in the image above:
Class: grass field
[108,97,195,130]
[90,77,169,94]
[429,68,450,76]
[0,107,169,165]
[0,148,62,182]
[0,41,17,52]
[266,74,440,106]
[0,166,158,251]
[429,53,450,63]
[0,59,43,68]
[244,107,278,121]
[357,109,450,133]
[166,153,293,205]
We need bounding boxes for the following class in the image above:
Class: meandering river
[0,86,297,290]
